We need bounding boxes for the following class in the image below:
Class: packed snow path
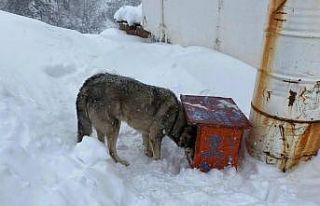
[1,11,320,206]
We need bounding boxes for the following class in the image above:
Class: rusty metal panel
[181,95,251,129]
[118,21,151,38]
[247,0,320,172]
[192,126,242,172]
[247,108,320,172]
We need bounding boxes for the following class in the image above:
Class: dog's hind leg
[142,133,153,158]
[105,119,129,166]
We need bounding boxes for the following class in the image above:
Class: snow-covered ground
[1,11,320,206]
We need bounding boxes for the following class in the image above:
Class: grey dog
[76,72,195,166]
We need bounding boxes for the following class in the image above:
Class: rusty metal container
[117,21,151,38]
[247,0,320,172]
[181,95,251,172]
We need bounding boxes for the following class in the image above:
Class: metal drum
[247,0,320,172]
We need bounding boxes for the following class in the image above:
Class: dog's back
[77,73,179,135]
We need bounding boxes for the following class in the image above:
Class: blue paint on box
[201,135,224,159]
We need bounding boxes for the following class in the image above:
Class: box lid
[180,95,251,128]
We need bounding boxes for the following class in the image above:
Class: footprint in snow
[44,64,76,78]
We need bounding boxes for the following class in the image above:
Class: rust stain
[276,11,287,15]
[250,103,320,172]
[263,121,320,172]
[279,123,295,172]
[288,90,297,107]
[266,90,272,102]
[254,0,288,108]
[278,124,289,172]
[283,79,301,84]
[295,123,320,158]
[279,125,285,140]
[297,82,320,106]
[118,21,151,38]
[281,123,320,171]
[299,87,307,103]
[316,81,320,93]
[274,18,287,22]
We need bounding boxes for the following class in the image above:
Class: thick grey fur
[76,72,195,166]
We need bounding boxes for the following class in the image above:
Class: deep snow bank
[1,11,320,206]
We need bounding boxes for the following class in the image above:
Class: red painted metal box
[181,95,251,172]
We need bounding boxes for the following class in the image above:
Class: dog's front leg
[142,133,153,158]
[149,126,163,160]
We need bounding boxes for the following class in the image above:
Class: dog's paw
[144,149,153,158]
[119,160,130,167]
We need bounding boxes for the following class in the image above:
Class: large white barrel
[247,0,320,172]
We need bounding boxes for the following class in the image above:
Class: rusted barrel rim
[257,69,320,84]
[251,102,320,124]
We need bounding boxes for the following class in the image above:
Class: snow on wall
[142,0,270,68]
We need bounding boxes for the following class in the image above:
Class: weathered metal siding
[141,0,162,39]
[247,0,320,172]
[163,0,219,45]
[141,0,269,68]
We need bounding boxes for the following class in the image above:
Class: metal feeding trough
[181,95,251,172]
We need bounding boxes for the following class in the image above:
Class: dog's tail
[76,87,92,142]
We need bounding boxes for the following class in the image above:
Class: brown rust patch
[295,123,320,158]
[282,123,320,171]
[250,101,320,172]
[288,90,297,107]
[253,0,288,108]
[278,123,296,172]
[118,21,151,38]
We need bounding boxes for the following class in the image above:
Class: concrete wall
[142,0,270,68]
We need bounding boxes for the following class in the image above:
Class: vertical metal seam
[214,0,223,50]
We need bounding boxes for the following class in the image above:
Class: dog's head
[179,126,196,164]
[169,102,196,163]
